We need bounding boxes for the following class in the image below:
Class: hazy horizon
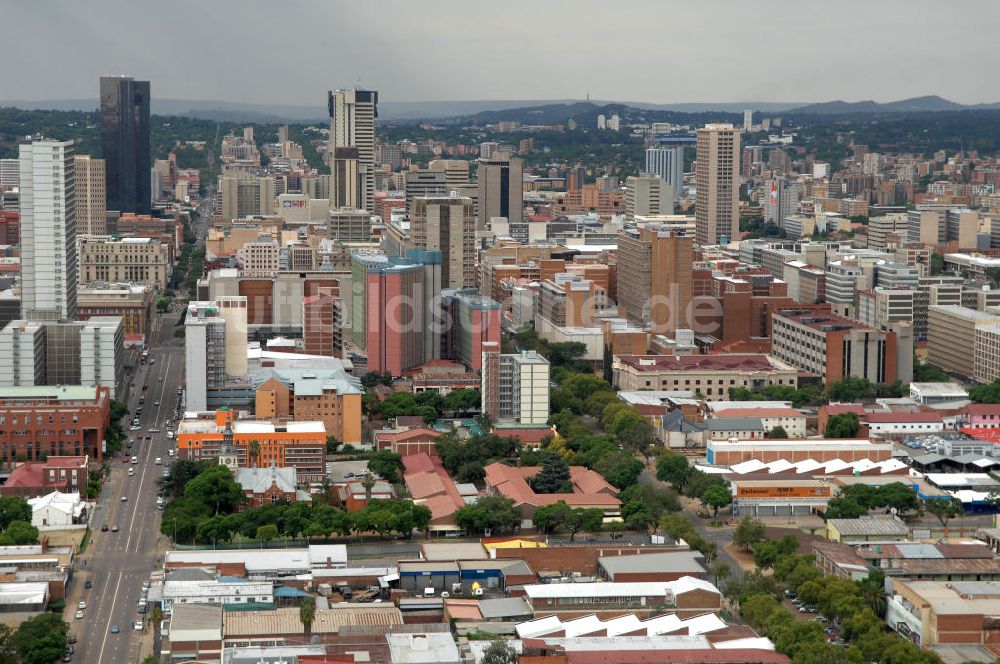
[5,0,1000,107]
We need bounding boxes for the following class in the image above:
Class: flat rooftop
[615,354,794,373]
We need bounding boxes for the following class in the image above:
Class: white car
[130,456,138,464]
[129,426,140,432]
[154,458,162,466]
[75,610,84,619]
[128,468,135,477]
[78,601,86,610]
[121,495,128,502]
[133,620,143,631]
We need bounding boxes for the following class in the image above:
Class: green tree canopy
[701,485,733,523]
[0,498,31,530]
[184,465,244,515]
[480,639,518,664]
[455,495,521,534]
[367,449,404,484]
[533,501,604,540]
[824,412,861,438]
[529,455,572,494]
[12,613,66,664]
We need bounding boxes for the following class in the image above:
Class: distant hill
[5,94,999,124]
[787,95,1000,115]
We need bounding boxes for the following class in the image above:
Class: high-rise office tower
[19,139,77,321]
[477,157,523,229]
[428,159,470,187]
[743,109,753,131]
[331,147,361,209]
[617,222,694,334]
[99,76,151,214]
[0,159,18,189]
[73,156,107,235]
[411,195,476,289]
[625,173,673,221]
[645,147,684,202]
[328,89,378,213]
[764,176,803,227]
[404,169,447,217]
[695,124,740,246]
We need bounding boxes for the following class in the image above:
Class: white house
[27,491,84,528]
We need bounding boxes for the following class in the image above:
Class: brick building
[76,283,155,344]
[0,386,110,464]
[252,368,362,446]
[0,456,90,498]
[612,354,798,399]
[234,465,308,509]
[176,410,327,484]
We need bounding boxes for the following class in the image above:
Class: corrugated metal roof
[222,604,402,636]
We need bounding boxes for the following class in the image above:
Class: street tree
[12,613,66,664]
[656,454,692,489]
[701,485,733,523]
[732,516,766,551]
[925,497,964,529]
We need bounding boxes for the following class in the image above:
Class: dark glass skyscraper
[100,76,151,214]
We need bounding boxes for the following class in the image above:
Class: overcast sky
[5,0,999,106]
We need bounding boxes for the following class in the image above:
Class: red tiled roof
[375,427,440,445]
[492,425,554,443]
[402,453,436,474]
[484,463,620,508]
[863,412,942,423]
[822,404,865,416]
[963,404,1000,416]
[4,465,52,488]
[402,453,465,522]
[616,354,783,373]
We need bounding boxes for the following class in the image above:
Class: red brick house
[234,465,310,509]
[0,456,90,498]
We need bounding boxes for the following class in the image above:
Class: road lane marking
[95,570,124,664]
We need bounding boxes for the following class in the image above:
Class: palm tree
[299,597,316,636]
[361,472,376,502]
[247,439,261,468]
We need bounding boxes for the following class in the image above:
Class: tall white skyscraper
[645,147,684,202]
[19,138,77,320]
[328,89,378,214]
[743,109,753,131]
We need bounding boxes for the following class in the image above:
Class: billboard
[734,485,830,499]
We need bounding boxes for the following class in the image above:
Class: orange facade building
[176,410,327,483]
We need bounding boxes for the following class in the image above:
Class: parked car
[110,624,120,634]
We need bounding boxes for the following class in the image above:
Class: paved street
[70,308,186,664]
[638,466,745,581]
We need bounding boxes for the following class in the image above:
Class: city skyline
[4,1,1000,107]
